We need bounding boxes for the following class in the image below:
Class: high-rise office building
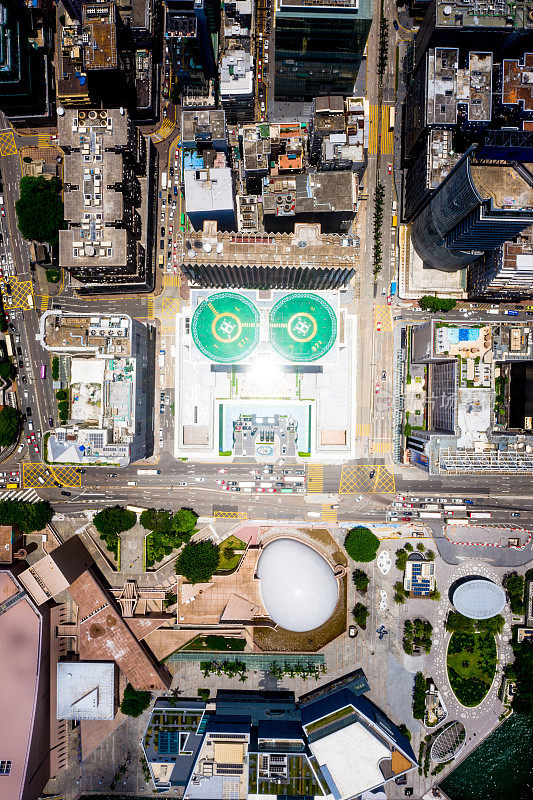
[274,0,372,101]
[165,0,218,104]
[410,148,533,271]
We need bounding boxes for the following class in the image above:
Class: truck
[126,506,147,513]
[421,503,439,510]
[238,481,256,488]
[390,281,397,296]
[26,294,34,310]
[161,172,167,191]
[4,333,13,358]
[467,511,492,519]
[419,511,442,519]
[158,350,165,368]
[136,468,161,475]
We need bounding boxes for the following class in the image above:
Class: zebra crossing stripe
[0,488,40,502]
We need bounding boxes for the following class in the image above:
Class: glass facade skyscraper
[274,0,372,100]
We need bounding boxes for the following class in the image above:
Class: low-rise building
[308,96,369,172]
[37,311,154,466]
[142,679,416,797]
[56,662,117,721]
[404,555,436,597]
[184,167,236,232]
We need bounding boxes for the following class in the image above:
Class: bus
[126,506,147,514]
[161,172,168,191]
[40,364,46,379]
[389,107,395,130]
[26,294,34,310]
[4,333,13,358]
[137,468,161,475]
[180,212,185,231]
[467,511,492,519]
[238,481,255,488]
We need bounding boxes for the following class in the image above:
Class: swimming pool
[446,328,480,344]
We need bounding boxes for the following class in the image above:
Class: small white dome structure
[257,538,339,632]
[452,578,506,619]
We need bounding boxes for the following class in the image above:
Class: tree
[352,602,369,630]
[52,357,60,381]
[56,389,67,401]
[446,611,475,633]
[404,542,413,552]
[0,499,53,533]
[426,549,435,561]
[504,572,525,615]
[512,638,533,713]
[395,547,408,571]
[120,683,151,717]
[353,568,370,593]
[419,296,457,313]
[93,505,136,537]
[175,540,219,584]
[0,405,22,447]
[172,507,198,534]
[344,526,380,562]
[15,176,66,246]
[0,360,16,381]
[416,542,426,552]
[476,614,504,636]
[412,672,427,720]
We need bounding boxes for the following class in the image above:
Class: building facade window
[0,761,12,775]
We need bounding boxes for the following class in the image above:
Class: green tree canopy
[16,176,66,246]
[446,611,475,633]
[504,572,525,615]
[0,360,16,381]
[352,568,370,593]
[120,683,151,717]
[352,602,369,629]
[175,540,220,584]
[93,505,136,537]
[344,526,380,562]
[513,638,533,713]
[0,499,53,533]
[0,405,22,447]
[419,295,457,313]
[172,507,198,533]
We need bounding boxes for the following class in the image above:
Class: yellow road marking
[306,463,323,493]
[0,130,17,156]
[23,463,82,489]
[321,504,338,522]
[163,275,180,287]
[371,440,392,454]
[4,279,34,310]
[374,304,393,332]
[214,510,248,520]
[381,106,394,155]
[369,105,379,154]
[147,298,154,317]
[339,465,395,494]
[356,423,371,437]
[161,297,180,318]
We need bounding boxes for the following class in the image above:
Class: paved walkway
[119,523,147,575]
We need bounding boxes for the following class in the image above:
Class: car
[16,347,22,356]
[511,512,521,517]
[48,417,53,426]
[401,517,410,522]
[382,371,386,380]
[218,468,228,473]
[393,19,399,30]
[375,382,380,394]
[9,323,15,332]
[369,469,375,479]
[61,490,72,497]
[195,477,204,482]
[107,472,117,477]
[348,625,358,638]
[77,469,86,474]
[409,497,420,502]
[388,163,392,174]
[33,444,39,453]
[176,481,186,486]
[26,407,31,416]
[18,360,22,368]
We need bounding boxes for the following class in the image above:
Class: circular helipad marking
[212,312,242,343]
[287,312,318,342]
[191,292,260,363]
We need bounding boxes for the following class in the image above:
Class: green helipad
[191,292,260,363]
[269,293,337,362]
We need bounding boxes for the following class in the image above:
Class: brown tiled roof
[68,571,171,690]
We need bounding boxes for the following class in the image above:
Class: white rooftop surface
[57,661,115,720]
[257,538,338,632]
[310,721,390,799]
[185,168,234,213]
[456,388,491,448]
[401,227,466,299]
[70,357,105,385]
[452,578,506,620]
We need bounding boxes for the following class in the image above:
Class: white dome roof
[452,578,506,619]
[257,538,339,632]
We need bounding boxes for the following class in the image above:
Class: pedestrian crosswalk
[381,106,394,155]
[152,118,175,142]
[321,504,338,522]
[0,488,40,502]
[369,105,379,154]
[40,294,50,311]
[37,133,50,147]
[163,275,180,287]
[147,297,154,317]
[306,463,324,493]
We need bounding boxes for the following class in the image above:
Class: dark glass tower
[274,0,372,101]
[411,149,533,271]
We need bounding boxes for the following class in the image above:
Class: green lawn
[447,632,496,707]
[181,634,246,652]
[217,535,246,572]
[305,705,354,734]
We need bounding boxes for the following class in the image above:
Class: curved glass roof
[269,293,337,362]
[191,292,260,363]
[452,578,506,620]
[257,538,339,632]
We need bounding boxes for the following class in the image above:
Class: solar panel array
[411,563,432,596]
